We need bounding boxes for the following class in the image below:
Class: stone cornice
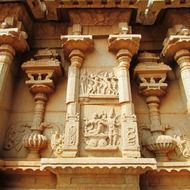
[25,0,190,25]
[2,159,190,174]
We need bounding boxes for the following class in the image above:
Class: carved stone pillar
[22,49,62,159]
[135,52,176,161]
[108,28,141,158]
[0,17,28,102]
[61,28,94,157]
[162,24,190,112]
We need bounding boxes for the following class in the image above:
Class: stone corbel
[135,52,176,161]
[60,24,94,157]
[0,17,28,103]
[21,49,62,159]
[161,24,190,113]
[108,23,141,158]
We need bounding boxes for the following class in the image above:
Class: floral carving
[80,71,118,98]
[84,108,120,150]
[3,123,31,152]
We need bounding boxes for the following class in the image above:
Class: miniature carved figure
[84,108,120,150]
[80,71,119,98]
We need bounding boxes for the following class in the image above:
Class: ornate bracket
[135,52,176,161]
[21,49,62,159]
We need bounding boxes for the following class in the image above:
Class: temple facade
[0,1,190,189]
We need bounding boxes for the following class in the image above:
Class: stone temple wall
[0,2,190,190]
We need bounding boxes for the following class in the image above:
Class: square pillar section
[61,25,94,157]
[108,24,141,158]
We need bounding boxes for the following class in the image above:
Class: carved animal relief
[80,71,118,98]
[83,108,121,150]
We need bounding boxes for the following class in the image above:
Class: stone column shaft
[32,92,48,131]
[175,49,190,112]
[108,33,141,158]
[61,33,93,157]
[64,50,84,155]
[0,44,15,102]
[117,49,134,115]
[146,96,161,132]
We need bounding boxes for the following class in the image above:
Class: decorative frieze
[80,71,118,98]
[21,48,62,159]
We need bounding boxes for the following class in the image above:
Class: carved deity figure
[84,108,121,150]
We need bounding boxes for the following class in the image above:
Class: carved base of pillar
[60,150,78,158]
[122,150,141,158]
[56,174,140,190]
[26,150,40,160]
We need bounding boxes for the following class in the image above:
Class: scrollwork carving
[3,123,31,152]
[80,71,118,98]
[122,114,138,146]
[51,131,65,157]
[84,108,121,150]
[173,135,190,159]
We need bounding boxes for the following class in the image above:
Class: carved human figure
[80,71,88,95]
[107,109,120,146]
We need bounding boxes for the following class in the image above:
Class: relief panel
[80,105,121,156]
[80,71,119,99]
[84,107,121,150]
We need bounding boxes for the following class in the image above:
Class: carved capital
[162,25,190,62]
[69,49,84,68]
[135,52,171,97]
[0,44,15,64]
[174,49,190,71]
[108,34,141,56]
[21,49,62,94]
[0,17,29,53]
[61,34,94,58]
[116,49,132,69]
